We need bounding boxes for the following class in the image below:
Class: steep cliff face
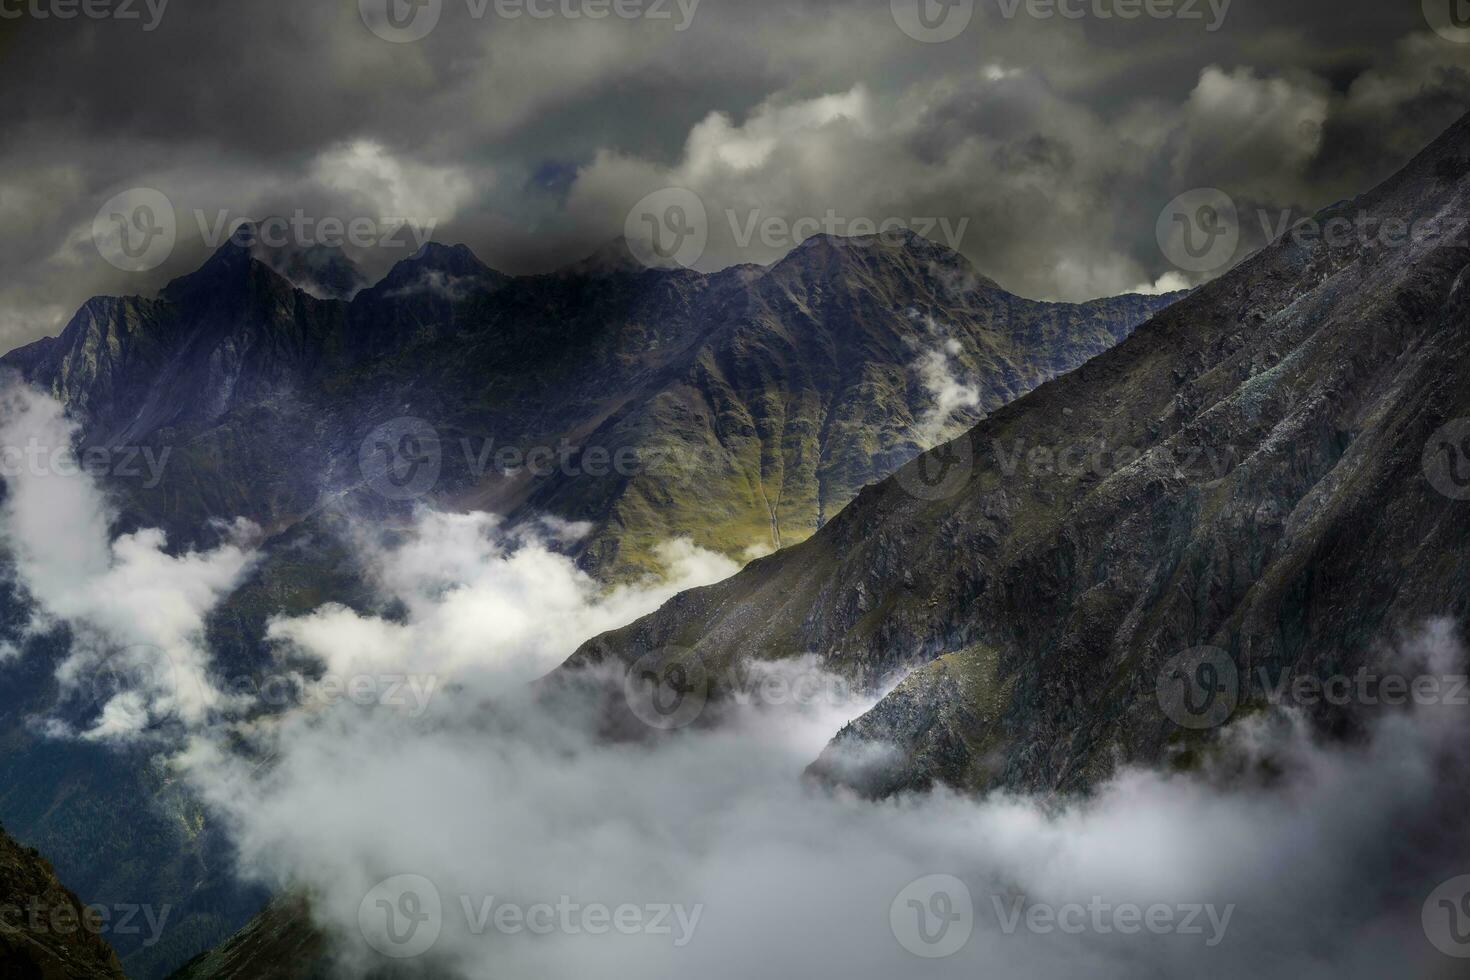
[0,826,126,979]
[1,231,1174,577]
[563,112,1470,795]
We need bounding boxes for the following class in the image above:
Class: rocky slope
[0,825,126,979]
[564,111,1470,796]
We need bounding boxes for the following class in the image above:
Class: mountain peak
[375,241,504,296]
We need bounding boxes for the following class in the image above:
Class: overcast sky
[0,0,1466,353]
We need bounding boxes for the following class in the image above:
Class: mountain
[0,229,1176,578]
[564,112,1470,796]
[0,231,1175,978]
[0,825,126,979]
[136,109,1470,979]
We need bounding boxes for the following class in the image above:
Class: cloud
[0,379,259,739]
[2,4,1469,348]
[177,610,1470,979]
[911,335,982,447]
[265,511,739,695]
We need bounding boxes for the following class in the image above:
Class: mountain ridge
[560,109,1470,796]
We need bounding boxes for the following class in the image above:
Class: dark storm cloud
[0,0,1467,350]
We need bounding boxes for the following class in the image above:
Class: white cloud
[0,380,259,738]
[178,617,1470,980]
[266,510,740,695]
[910,326,982,447]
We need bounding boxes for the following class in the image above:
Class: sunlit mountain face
[0,2,1468,978]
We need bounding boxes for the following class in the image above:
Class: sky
[0,0,1466,353]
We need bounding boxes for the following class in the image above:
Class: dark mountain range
[565,112,1470,796]
[1,229,1175,578]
